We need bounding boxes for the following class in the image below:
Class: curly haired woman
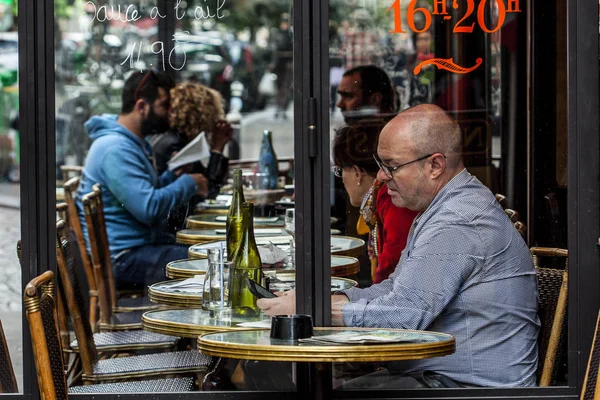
[151,82,233,230]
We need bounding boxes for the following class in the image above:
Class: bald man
[258,105,539,388]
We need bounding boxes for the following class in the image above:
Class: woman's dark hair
[121,69,176,114]
[333,119,387,176]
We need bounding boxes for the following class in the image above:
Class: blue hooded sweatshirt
[76,114,198,257]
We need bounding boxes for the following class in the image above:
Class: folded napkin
[259,242,288,267]
[166,275,204,293]
[236,320,272,328]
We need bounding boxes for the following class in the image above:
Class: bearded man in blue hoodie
[77,70,209,291]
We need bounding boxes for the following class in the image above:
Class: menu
[299,330,429,345]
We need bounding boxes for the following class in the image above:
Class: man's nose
[336,97,344,110]
[376,168,389,182]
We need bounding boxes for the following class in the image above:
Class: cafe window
[0,0,21,394]
[10,0,600,398]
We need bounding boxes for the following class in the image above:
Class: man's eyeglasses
[332,166,343,178]
[373,153,443,178]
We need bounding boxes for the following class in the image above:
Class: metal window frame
[13,0,598,398]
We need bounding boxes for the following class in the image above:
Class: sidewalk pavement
[0,182,19,209]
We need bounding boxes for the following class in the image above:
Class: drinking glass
[285,208,295,267]
[202,248,232,316]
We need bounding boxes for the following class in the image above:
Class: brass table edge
[197,340,455,363]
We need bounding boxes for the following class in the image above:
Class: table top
[148,279,203,308]
[198,327,456,363]
[165,256,359,279]
[177,228,290,245]
[186,214,284,229]
[267,274,357,292]
[142,308,271,338]
[148,275,357,308]
[188,236,365,259]
[165,258,209,279]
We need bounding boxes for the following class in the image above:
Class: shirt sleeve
[159,169,177,186]
[101,144,197,226]
[342,222,481,329]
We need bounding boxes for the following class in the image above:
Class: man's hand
[257,290,296,316]
[332,294,350,326]
[211,120,233,153]
[189,173,209,197]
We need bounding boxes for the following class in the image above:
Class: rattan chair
[82,185,158,331]
[18,239,72,364]
[0,320,17,393]
[54,222,211,384]
[495,193,507,208]
[505,209,520,223]
[60,165,84,185]
[532,247,568,386]
[63,177,99,329]
[55,220,178,356]
[24,271,197,398]
[581,309,600,400]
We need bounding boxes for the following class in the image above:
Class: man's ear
[368,92,382,108]
[135,99,149,116]
[429,154,446,179]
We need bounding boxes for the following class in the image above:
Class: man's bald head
[382,104,463,169]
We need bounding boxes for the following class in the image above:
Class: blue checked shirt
[342,169,540,387]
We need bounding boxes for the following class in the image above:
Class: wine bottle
[226,169,245,261]
[256,130,278,189]
[229,202,263,317]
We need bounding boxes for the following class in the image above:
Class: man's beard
[141,107,170,137]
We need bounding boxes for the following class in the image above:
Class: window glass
[0,0,21,393]
[329,0,568,390]
[54,0,295,393]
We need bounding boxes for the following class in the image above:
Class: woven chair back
[532,247,568,386]
[18,238,71,363]
[0,320,17,393]
[56,220,98,376]
[581,310,600,400]
[24,271,69,400]
[63,177,98,328]
[82,187,114,325]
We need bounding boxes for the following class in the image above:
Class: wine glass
[284,208,295,268]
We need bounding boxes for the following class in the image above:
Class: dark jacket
[152,131,229,231]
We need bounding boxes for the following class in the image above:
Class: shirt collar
[418,168,471,220]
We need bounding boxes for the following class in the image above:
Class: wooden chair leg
[89,296,98,333]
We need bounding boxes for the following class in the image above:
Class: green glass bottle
[229,202,263,317]
[226,169,245,261]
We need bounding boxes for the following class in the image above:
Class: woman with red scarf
[333,120,418,283]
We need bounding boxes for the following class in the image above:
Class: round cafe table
[147,276,358,308]
[186,214,284,230]
[147,279,204,308]
[176,228,290,245]
[165,256,359,279]
[141,309,270,338]
[198,327,455,399]
[188,236,365,259]
[165,258,209,280]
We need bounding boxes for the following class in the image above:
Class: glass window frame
[13,0,598,398]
